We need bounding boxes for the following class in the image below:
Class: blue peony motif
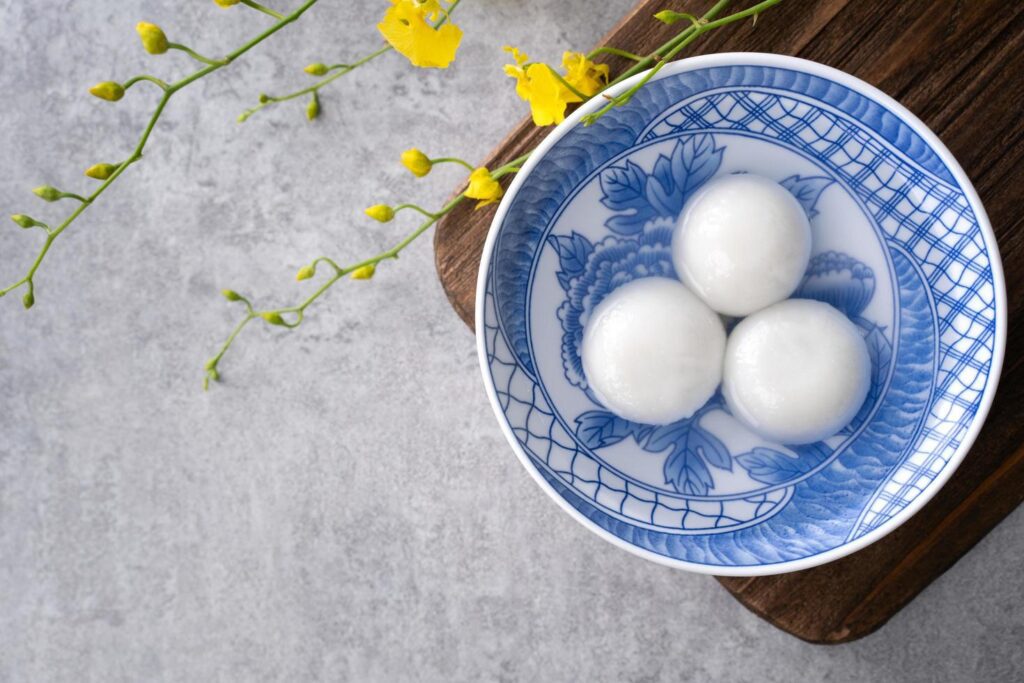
[548,133,893,496]
[551,222,676,390]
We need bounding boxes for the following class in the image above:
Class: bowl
[476,53,1005,575]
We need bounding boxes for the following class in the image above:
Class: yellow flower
[465,167,502,209]
[350,264,376,280]
[365,204,395,222]
[561,52,609,98]
[295,265,315,281]
[503,47,609,126]
[304,63,329,76]
[214,0,241,7]
[378,0,463,69]
[89,81,125,101]
[401,148,432,177]
[136,22,169,55]
[503,47,571,126]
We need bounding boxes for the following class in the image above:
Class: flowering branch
[204,0,787,388]
[204,151,529,389]
[1,0,321,308]
[239,0,464,122]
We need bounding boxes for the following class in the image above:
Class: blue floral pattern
[548,134,891,496]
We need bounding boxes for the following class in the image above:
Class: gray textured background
[0,1,1021,681]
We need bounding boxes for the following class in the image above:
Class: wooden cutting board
[434,0,1024,643]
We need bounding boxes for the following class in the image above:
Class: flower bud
[214,0,242,7]
[261,312,286,326]
[400,148,433,177]
[33,185,62,202]
[350,264,376,280]
[654,10,696,25]
[204,358,218,371]
[136,22,169,55]
[85,163,120,180]
[306,94,320,121]
[89,81,126,102]
[22,291,34,309]
[364,204,395,223]
[221,289,242,301]
[304,63,329,76]
[296,265,315,281]
[11,214,39,229]
[258,93,270,104]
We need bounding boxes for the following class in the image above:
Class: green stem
[1,0,321,301]
[610,0,731,87]
[545,65,590,101]
[430,157,475,171]
[394,203,439,220]
[586,46,645,62]
[123,74,170,91]
[168,43,227,67]
[241,0,285,20]
[240,44,390,120]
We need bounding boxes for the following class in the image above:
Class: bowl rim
[474,52,1007,576]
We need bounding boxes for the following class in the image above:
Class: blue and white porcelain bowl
[476,53,1006,575]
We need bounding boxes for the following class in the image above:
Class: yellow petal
[561,51,609,98]
[503,45,529,65]
[521,64,570,126]
[378,0,463,69]
[465,167,503,209]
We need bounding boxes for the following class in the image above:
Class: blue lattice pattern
[484,288,790,533]
[647,89,996,537]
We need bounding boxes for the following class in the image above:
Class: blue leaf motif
[864,324,893,390]
[843,322,893,433]
[735,448,807,485]
[575,411,652,449]
[647,419,732,496]
[780,175,834,218]
[671,134,724,200]
[599,161,649,212]
[664,448,714,496]
[605,210,657,236]
[736,442,830,485]
[645,153,684,217]
[598,135,724,234]
[547,232,593,289]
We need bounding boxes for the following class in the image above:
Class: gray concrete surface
[0,1,1021,681]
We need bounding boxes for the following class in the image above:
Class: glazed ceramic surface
[476,53,1006,575]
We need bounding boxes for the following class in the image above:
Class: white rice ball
[582,278,726,425]
[673,174,812,316]
[723,299,871,444]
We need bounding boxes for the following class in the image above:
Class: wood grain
[433,0,1024,643]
